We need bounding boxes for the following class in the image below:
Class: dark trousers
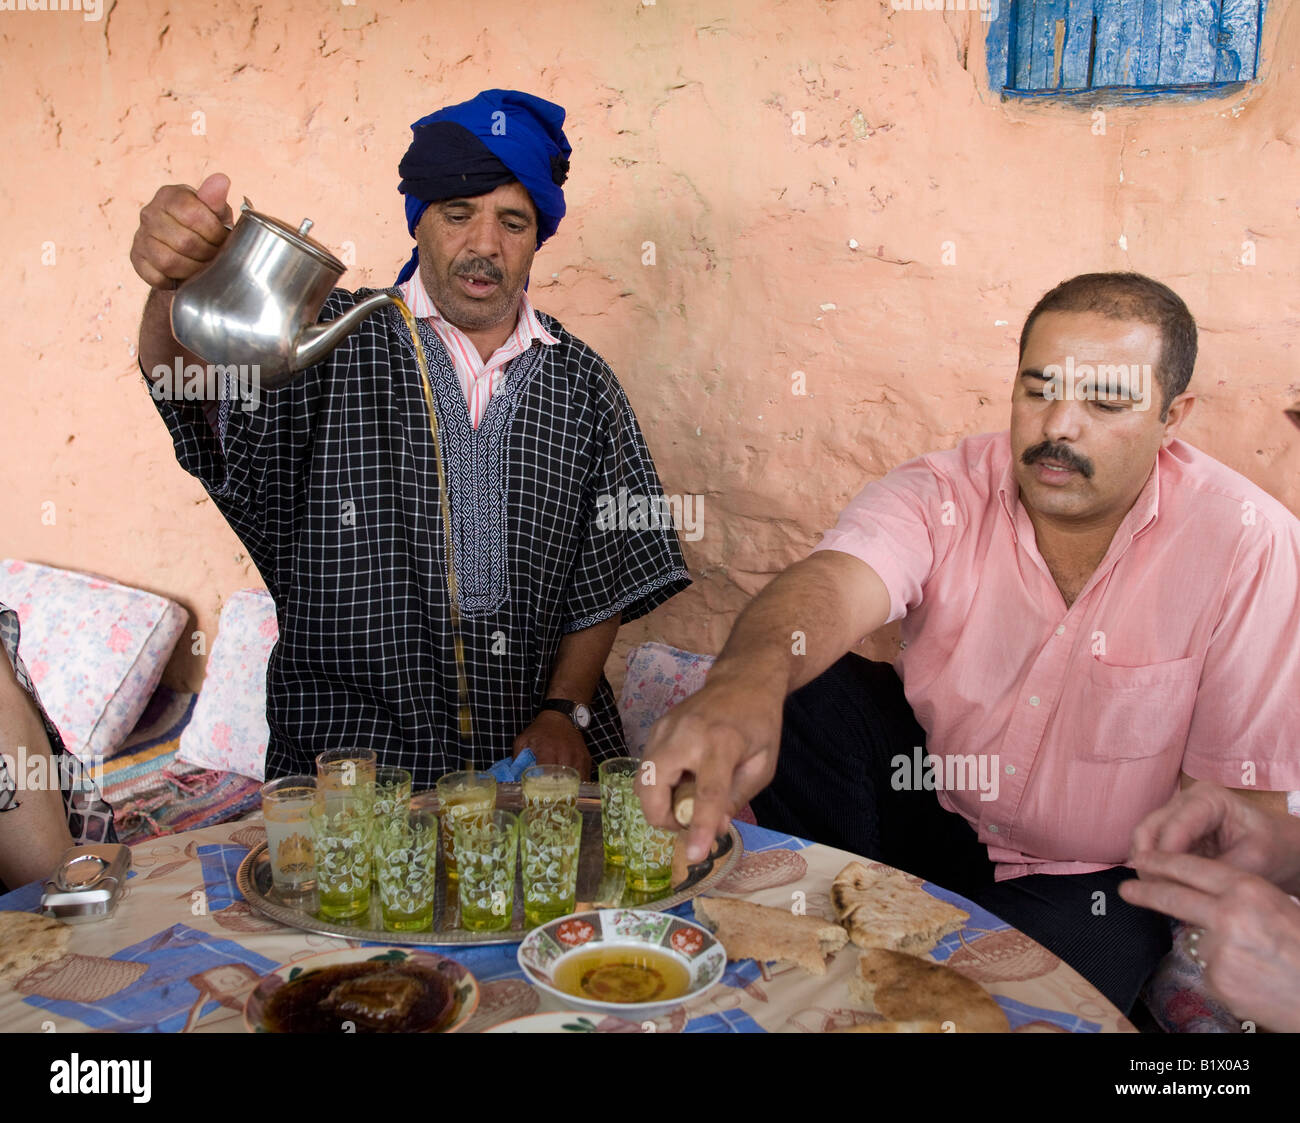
[750,654,1172,1018]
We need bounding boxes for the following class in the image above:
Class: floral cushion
[0,559,187,763]
[618,642,716,757]
[176,589,278,781]
[617,642,756,825]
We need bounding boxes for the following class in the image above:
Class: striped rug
[99,687,262,845]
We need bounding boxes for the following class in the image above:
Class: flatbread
[692,895,848,976]
[0,911,71,986]
[834,1019,948,1033]
[848,947,1009,1033]
[831,860,968,954]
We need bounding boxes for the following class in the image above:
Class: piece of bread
[848,947,1009,1033]
[692,895,848,976]
[0,911,71,986]
[831,860,969,954]
[835,1019,948,1033]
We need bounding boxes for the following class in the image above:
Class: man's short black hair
[1019,272,1198,420]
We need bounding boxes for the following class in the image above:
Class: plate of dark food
[243,947,479,1033]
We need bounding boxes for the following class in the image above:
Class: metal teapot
[170,199,395,389]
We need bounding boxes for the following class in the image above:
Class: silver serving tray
[236,782,742,946]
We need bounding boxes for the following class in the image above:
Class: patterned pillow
[618,641,716,757]
[177,589,277,781]
[0,559,187,762]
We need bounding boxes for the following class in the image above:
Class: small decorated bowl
[244,946,479,1033]
[517,908,725,1021]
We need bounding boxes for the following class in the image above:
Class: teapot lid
[239,198,346,274]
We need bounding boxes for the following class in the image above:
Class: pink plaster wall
[2,1,1298,692]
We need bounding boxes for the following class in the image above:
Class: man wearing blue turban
[132,90,690,788]
[396,89,572,281]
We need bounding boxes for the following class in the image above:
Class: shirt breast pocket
[1074,654,1202,762]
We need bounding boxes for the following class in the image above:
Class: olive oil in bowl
[552,945,691,1004]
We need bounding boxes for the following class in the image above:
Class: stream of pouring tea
[392,296,474,749]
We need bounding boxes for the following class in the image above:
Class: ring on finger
[1187,927,1207,970]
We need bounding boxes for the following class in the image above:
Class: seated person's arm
[513,613,622,781]
[0,656,72,888]
[1179,771,1288,816]
[641,550,892,857]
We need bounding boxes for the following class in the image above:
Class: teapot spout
[291,291,398,372]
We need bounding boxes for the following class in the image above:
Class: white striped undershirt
[397,272,559,429]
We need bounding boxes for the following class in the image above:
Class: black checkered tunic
[149,290,691,789]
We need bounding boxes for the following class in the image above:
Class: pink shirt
[397,273,558,429]
[813,431,1300,880]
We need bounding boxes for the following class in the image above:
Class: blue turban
[396,89,571,284]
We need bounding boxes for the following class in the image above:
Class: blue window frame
[986,1,1268,98]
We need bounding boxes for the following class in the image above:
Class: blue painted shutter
[990,0,1266,94]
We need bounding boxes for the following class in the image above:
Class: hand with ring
[1119,850,1300,1031]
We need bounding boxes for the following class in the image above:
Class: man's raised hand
[130,172,233,290]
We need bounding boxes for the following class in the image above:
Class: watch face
[573,704,592,730]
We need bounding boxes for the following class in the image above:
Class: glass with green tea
[310,791,374,922]
[521,764,580,811]
[624,789,676,894]
[436,770,497,882]
[454,809,518,932]
[598,757,639,866]
[521,804,582,927]
[315,747,377,799]
[374,810,438,932]
[373,766,413,826]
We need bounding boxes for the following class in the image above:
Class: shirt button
[1055,624,1065,636]
[1029,696,1040,707]
[988,824,1000,834]
[1005,764,1016,775]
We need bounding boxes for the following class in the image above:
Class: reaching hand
[1128,780,1300,894]
[638,667,784,863]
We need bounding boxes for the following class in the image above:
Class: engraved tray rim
[235,781,743,946]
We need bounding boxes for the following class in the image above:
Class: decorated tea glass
[373,766,413,826]
[436,770,497,882]
[453,809,519,932]
[374,810,438,932]
[520,763,580,811]
[624,791,676,894]
[315,747,377,798]
[597,757,639,866]
[310,792,373,922]
[260,774,317,902]
[521,804,582,927]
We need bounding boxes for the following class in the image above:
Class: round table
[0,817,1133,1033]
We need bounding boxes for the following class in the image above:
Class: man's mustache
[456,258,503,284]
[1022,441,1095,479]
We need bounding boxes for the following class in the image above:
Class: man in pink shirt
[642,272,1300,1016]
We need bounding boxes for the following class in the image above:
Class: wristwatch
[539,699,592,730]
